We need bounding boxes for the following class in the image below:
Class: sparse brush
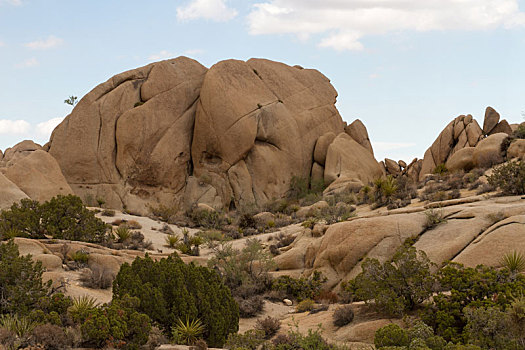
[79,265,115,289]
[500,251,525,273]
[70,250,89,264]
[333,305,354,327]
[126,220,142,229]
[255,316,281,339]
[172,317,205,345]
[295,299,315,313]
[114,225,131,243]
[424,209,447,230]
[101,209,115,217]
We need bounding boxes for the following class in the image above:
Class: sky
[1,0,525,162]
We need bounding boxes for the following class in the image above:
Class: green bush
[113,254,238,347]
[271,271,327,302]
[375,324,410,348]
[422,262,525,343]
[75,295,151,349]
[513,124,525,139]
[225,329,266,350]
[41,195,108,243]
[0,195,108,243]
[424,209,447,230]
[487,160,525,195]
[296,299,315,313]
[0,240,50,315]
[332,305,354,327]
[351,244,435,317]
[0,199,44,239]
[463,306,513,349]
[209,239,275,296]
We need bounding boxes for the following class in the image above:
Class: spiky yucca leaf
[501,251,525,273]
[172,317,205,345]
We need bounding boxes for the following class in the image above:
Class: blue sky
[1,0,525,162]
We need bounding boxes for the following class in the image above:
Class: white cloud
[148,50,175,61]
[0,120,30,134]
[248,0,525,51]
[177,0,238,22]
[36,117,64,137]
[24,35,63,50]
[15,58,39,68]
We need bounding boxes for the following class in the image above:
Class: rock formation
[44,57,383,214]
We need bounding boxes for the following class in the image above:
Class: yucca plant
[114,225,131,243]
[68,295,99,320]
[172,317,205,345]
[500,251,525,274]
[0,314,36,338]
[0,228,22,240]
[165,234,180,248]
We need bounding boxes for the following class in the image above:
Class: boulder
[253,211,276,226]
[1,140,42,166]
[13,238,51,256]
[3,150,73,202]
[406,159,422,182]
[465,120,483,146]
[49,57,208,214]
[311,162,324,184]
[296,201,330,218]
[489,120,513,136]
[482,106,500,134]
[398,160,407,168]
[507,139,525,159]
[323,133,382,192]
[33,254,63,271]
[192,58,345,208]
[384,158,401,176]
[445,147,475,172]
[472,133,508,168]
[419,120,454,180]
[311,213,427,287]
[344,119,374,155]
[314,132,336,166]
[0,173,28,210]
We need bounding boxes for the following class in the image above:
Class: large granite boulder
[48,57,346,213]
[0,173,28,209]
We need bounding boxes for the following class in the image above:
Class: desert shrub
[315,205,356,224]
[0,199,44,239]
[332,305,354,327]
[225,329,266,350]
[475,183,495,194]
[70,250,89,265]
[41,195,109,243]
[373,176,398,207]
[101,209,115,217]
[433,164,448,175]
[68,296,99,323]
[31,323,69,350]
[194,339,208,350]
[76,295,151,348]
[113,254,238,347]
[0,327,15,347]
[487,160,525,195]
[422,262,525,343]
[375,324,410,348]
[172,317,205,345]
[351,244,435,317]
[236,295,265,318]
[288,176,310,200]
[424,209,447,230]
[255,316,281,339]
[176,229,204,256]
[143,326,169,350]
[31,293,72,326]
[316,290,339,304]
[196,230,230,249]
[463,306,514,349]
[150,204,178,222]
[296,298,315,312]
[126,220,142,229]
[189,209,226,230]
[271,271,327,302]
[79,265,115,289]
[0,240,50,315]
[514,124,525,139]
[209,239,275,297]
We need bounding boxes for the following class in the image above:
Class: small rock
[312,223,329,237]
[283,299,293,306]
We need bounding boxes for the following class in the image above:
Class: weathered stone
[472,133,508,168]
[0,173,28,210]
[314,132,336,166]
[489,120,513,136]
[344,119,374,155]
[446,147,475,172]
[483,106,500,134]
[507,139,525,159]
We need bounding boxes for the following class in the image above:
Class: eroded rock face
[0,173,28,209]
[48,57,348,213]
